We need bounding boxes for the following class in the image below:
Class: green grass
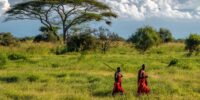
[0,42,199,100]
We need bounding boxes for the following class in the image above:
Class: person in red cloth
[112,67,124,96]
[137,64,150,96]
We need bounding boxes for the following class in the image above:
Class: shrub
[128,26,161,52]
[0,53,7,68]
[8,53,26,60]
[168,59,178,66]
[159,28,173,43]
[0,32,16,46]
[185,34,200,55]
[33,34,47,42]
[47,32,58,42]
[67,32,97,52]
[33,32,59,43]
[19,36,34,42]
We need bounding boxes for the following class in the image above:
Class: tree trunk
[53,31,60,41]
[63,31,66,44]
[63,28,70,45]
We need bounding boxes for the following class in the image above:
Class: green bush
[8,53,26,60]
[185,34,200,55]
[128,26,161,52]
[33,32,59,43]
[67,32,97,52]
[168,59,179,66]
[0,53,7,68]
[0,32,16,46]
[159,28,173,43]
[19,36,34,42]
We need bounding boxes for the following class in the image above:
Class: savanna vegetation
[0,0,200,100]
[0,39,200,100]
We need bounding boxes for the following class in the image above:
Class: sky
[0,0,200,39]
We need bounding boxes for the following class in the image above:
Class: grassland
[0,41,199,100]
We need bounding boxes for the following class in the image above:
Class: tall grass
[0,41,199,99]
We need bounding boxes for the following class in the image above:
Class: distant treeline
[0,25,200,56]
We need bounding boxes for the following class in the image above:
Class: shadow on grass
[92,90,112,97]
[55,73,66,78]
[6,93,34,100]
[0,76,19,83]
[26,75,39,82]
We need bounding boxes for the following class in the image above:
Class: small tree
[129,26,161,52]
[96,27,111,53]
[159,28,173,43]
[185,34,200,55]
[0,32,16,46]
[67,29,97,52]
[40,26,60,42]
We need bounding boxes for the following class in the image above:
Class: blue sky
[0,0,200,39]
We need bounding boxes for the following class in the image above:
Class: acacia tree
[5,1,61,40]
[5,0,117,44]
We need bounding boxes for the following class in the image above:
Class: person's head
[117,67,121,72]
[142,64,145,70]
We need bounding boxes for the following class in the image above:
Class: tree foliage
[33,32,58,43]
[129,26,161,52]
[67,28,97,52]
[6,0,117,43]
[185,34,200,55]
[159,28,173,43]
[0,32,16,46]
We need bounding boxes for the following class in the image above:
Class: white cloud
[0,0,10,16]
[1,0,200,20]
[100,0,200,20]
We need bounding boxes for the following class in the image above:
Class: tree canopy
[159,28,173,43]
[185,34,200,55]
[129,26,161,52]
[5,0,117,43]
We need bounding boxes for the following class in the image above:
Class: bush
[8,53,26,60]
[0,53,7,68]
[47,32,58,42]
[159,28,173,43]
[67,32,97,52]
[128,26,161,52]
[33,32,59,43]
[185,34,200,55]
[0,32,16,46]
[19,36,34,42]
[33,34,47,42]
[168,59,178,66]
